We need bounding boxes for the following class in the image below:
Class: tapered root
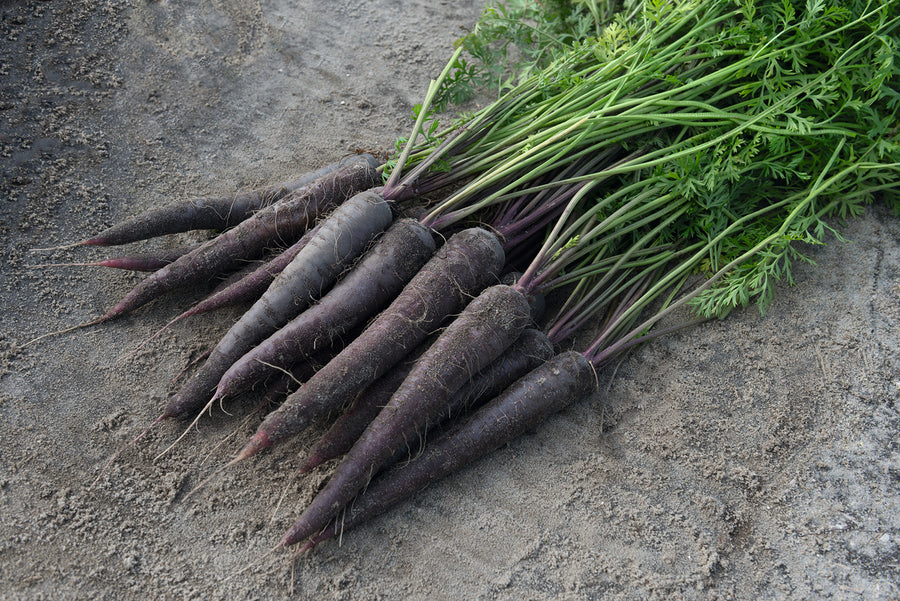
[234,431,270,463]
[21,316,108,348]
[27,261,112,268]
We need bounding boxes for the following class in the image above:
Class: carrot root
[40,154,379,249]
[214,217,437,402]
[234,227,507,461]
[21,316,107,348]
[161,190,392,422]
[305,350,595,550]
[279,283,533,547]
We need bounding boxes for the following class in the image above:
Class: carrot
[301,350,595,551]
[437,327,554,423]
[37,154,378,249]
[100,158,379,323]
[278,282,532,547]
[161,190,392,424]
[212,218,436,402]
[298,327,552,475]
[26,160,378,350]
[233,227,506,461]
[180,236,310,312]
[120,224,325,361]
[297,337,431,475]
[27,245,195,272]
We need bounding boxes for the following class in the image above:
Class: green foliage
[395,0,900,329]
[435,0,611,107]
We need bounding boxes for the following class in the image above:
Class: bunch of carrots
[30,0,900,553]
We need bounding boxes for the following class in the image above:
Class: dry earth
[1,1,899,600]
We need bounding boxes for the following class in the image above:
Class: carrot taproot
[91,156,379,327]
[297,338,431,475]
[161,190,393,422]
[437,327,554,423]
[301,350,596,551]
[27,245,195,272]
[119,224,324,361]
[233,227,506,461]
[39,154,378,250]
[25,160,378,350]
[212,217,436,402]
[298,327,552,475]
[179,234,311,312]
[278,283,532,547]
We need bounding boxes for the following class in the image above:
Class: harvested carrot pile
[29,0,900,555]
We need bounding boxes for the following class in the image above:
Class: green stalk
[383,44,465,196]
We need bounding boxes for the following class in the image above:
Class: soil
[1,1,898,600]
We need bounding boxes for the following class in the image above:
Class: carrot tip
[20,315,108,348]
[297,452,323,475]
[26,263,84,268]
[234,430,270,463]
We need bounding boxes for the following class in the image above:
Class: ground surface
[1,1,899,600]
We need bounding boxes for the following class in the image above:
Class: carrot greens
[389,0,899,322]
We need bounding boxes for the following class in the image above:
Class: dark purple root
[215,218,436,401]
[370,327,554,473]
[97,158,378,323]
[79,154,378,247]
[439,327,554,423]
[279,283,533,547]
[30,245,196,272]
[297,337,434,474]
[121,226,324,362]
[181,224,323,319]
[161,191,392,420]
[302,350,595,551]
[235,227,507,461]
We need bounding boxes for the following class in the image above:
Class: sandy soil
[2,1,899,599]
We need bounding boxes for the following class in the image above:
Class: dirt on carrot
[2,2,899,601]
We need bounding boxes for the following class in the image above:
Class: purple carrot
[161,190,393,422]
[299,328,552,475]
[93,157,379,329]
[25,159,378,351]
[438,327,554,423]
[121,224,324,361]
[213,218,436,402]
[39,154,378,249]
[28,245,195,272]
[206,256,275,295]
[297,338,433,475]
[232,227,506,462]
[278,283,532,547]
[377,327,555,471]
[301,350,596,551]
